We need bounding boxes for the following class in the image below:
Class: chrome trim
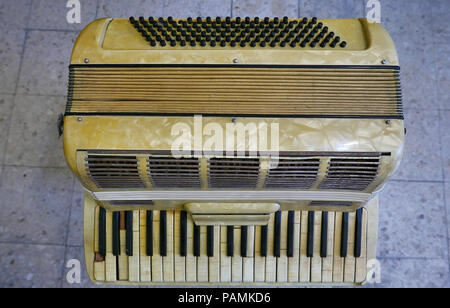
[92,190,370,202]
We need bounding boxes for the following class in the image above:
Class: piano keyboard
[90,206,372,285]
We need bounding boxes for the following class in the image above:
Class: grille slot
[86,155,144,189]
[319,157,380,191]
[148,157,201,188]
[209,158,260,188]
[265,158,320,189]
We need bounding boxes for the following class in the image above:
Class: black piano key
[227,226,234,257]
[341,212,349,258]
[306,211,314,258]
[160,211,167,257]
[241,226,248,257]
[260,225,268,257]
[146,211,153,256]
[98,208,106,258]
[112,211,120,256]
[320,212,328,258]
[194,225,201,257]
[355,209,363,258]
[287,211,295,257]
[207,226,214,257]
[125,211,133,256]
[180,211,187,257]
[274,211,281,258]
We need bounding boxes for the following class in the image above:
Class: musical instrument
[63,16,404,286]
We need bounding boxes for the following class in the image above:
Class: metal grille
[209,158,260,189]
[265,158,320,189]
[148,156,201,188]
[86,155,144,189]
[319,157,380,191]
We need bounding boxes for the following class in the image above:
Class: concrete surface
[0,0,448,288]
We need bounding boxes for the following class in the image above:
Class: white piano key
[139,211,151,282]
[197,226,209,282]
[174,211,186,282]
[310,211,322,283]
[254,225,266,282]
[265,215,276,282]
[220,226,232,282]
[163,211,174,282]
[232,226,243,282]
[185,214,197,282]
[344,212,356,283]
[105,211,117,282]
[151,211,163,282]
[322,212,334,283]
[299,211,310,282]
[276,211,288,282]
[333,212,344,283]
[128,210,140,282]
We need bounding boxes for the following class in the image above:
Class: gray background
[0,0,448,288]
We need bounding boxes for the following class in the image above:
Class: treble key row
[94,208,367,283]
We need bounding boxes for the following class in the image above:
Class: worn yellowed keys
[139,211,151,282]
[220,226,232,282]
[311,211,322,283]
[128,211,140,282]
[163,211,174,282]
[174,211,186,282]
[185,215,197,282]
[299,211,310,282]
[277,212,288,282]
[209,226,220,282]
[265,216,276,282]
[288,211,300,282]
[344,212,356,283]
[105,211,117,282]
[254,225,265,282]
[333,212,344,283]
[118,212,129,281]
[197,225,208,282]
[197,226,208,282]
[232,226,242,282]
[322,212,335,283]
[152,211,163,282]
[93,207,105,281]
[243,226,255,283]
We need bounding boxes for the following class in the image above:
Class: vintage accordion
[62,16,404,286]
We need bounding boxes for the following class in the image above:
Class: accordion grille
[319,157,381,191]
[85,155,144,189]
[83,152,383,191]
[208,158,260,189]
[265,158,320,189]
[148,156,201,188]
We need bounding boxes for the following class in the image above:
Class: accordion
[63,16,404,286]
